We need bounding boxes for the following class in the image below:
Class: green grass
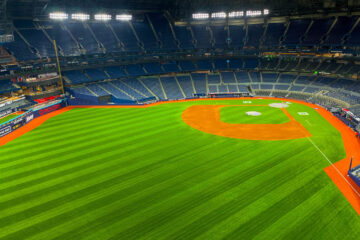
[0,99,359,240]
[220,106,290,124]
[0,114,19,125]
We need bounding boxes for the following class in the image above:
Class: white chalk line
[306,137,360,198]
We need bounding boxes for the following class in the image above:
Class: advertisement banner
[0,99,66,139]
[0,125,12,137]
[33,100,66,118]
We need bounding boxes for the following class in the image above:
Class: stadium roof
[5,0,360,19]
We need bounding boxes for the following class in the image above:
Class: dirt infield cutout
[182,105,311,140]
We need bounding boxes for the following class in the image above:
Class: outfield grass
[220,106,290,124]
[0,99,359,239]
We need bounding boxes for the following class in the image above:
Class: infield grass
[220,105,290,124]
[0,99,359,240]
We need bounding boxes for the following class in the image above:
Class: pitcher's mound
[269,103,289,108]
[246,111,262,116]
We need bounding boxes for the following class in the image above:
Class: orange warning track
[182,104,311,140]
[0,97,360,214]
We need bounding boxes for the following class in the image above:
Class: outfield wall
[349,165,360,188]
[0,99,67,138]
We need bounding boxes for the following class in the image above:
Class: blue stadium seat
[176,75,194,98]
[264,23,285,46]
[105,67,127,79]
[229,59,243,69]
[99,82,133,100]
[214,59,228,70]
[125,64,146,76]
[325,16,357,45]
[123,78,151,97]
[162,62,180,73]
[110,81,143,99]
[144,63,164,75]
[235,72,251,83]
[160,77,184,99]
[86,69,108,81]
[274,84,290,90]
[283,19,311,46]
[347,20,360,46]
[221,72,236,83]
[141,77,165,99]
[88,22,121,52]
[278,74,296,83]
[179,61,196,71]
[132,19,159,51]
[15,20,55,58]
[197,59,213,70]
[250,72,261,82]
[173,26,194,49]
[87,84,109,96]
[147,13,178,50]
[65,22,100,54]
[191,73,207,93]
[262,73,278,82]
[3,32,35,60]
[244,59,259,69]
[65,70,91,84]
[192,25,212,49]
[41,21,80,56]
[246,24,264,48]
[229,25,245,49]
[211,26,228,48]
[208,74,221,84]
[302,18,335,45]
[110,21,141,51]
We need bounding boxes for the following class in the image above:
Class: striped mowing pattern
[0,99,359,240]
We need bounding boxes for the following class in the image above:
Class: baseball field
[0,98,360,239]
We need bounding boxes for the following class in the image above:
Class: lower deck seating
[69,71,360,107]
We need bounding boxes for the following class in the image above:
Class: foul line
[306,137,360,198]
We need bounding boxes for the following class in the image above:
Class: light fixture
[94,14,112,21]
[246,10,262,17]
[71,13,90,21]
[49,12,68,20]
[116,14,132,21]
[228,11,244,18]
[211,12,227,19]
[192,13,209,19]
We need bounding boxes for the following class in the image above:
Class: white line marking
[305,120,312,126]
[306,137,360,198]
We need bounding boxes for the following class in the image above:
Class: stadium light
[264,9,270,15]
[192,13,209,19]
[49,12,68,20]
[228,11,244,18]
[116,14,132,21]
[246,10,262,17]
[71,13,90,21]
[94,14,112,21]
[211,12,227,19]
